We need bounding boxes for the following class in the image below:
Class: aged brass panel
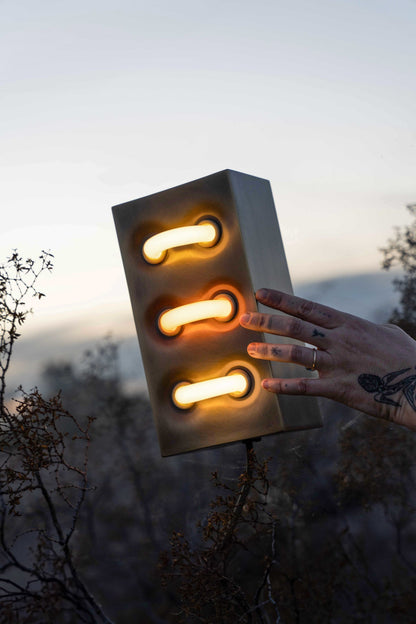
[112,170,321,456]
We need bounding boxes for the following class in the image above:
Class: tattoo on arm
[312,328,325,338]
[358,367,416,410]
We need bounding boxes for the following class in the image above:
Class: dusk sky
[2,0,415,374]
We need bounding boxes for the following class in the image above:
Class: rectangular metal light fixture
[112,169,322,456]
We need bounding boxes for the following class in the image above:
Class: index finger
[255,288,344,329]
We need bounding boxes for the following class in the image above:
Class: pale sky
[1,0,415,344]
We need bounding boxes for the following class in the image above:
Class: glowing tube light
[142,220,219,264]
[173,370,251,409]
[158,295,235,336]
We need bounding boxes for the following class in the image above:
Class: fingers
[240,311,328,348]
[255,288,343,329]
[247,342,328,370]
[262,376,332,397]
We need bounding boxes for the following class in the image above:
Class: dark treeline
[37,339,416,623]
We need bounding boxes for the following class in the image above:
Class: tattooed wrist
[358,367,416,411]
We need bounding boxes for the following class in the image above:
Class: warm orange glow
[142,220,219,264]
[158,294,235,335]
[172,370,251,409]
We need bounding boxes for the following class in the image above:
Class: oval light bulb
[172,370,251,409]
[142,220,219,264]
[158,294,235,336]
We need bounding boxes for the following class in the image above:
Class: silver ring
[306,348,317,371]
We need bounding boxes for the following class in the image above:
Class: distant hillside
[295,270,401,324]
[7,270,401,397]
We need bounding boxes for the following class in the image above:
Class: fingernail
[240,313,250,324]
[262,379,270,390]
[247,344,256,355]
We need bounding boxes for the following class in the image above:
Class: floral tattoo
[358,367,416,410]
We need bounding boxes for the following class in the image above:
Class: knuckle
[287,317,303,337]
[297,379,309,394]
[272,380,282,393]
[266,315,276,331]
[384,322,409,338]
[255,314,266,328]
[248,313,263,328]
[289,344,303,363]
[257,343,268,356]
[271,345,282,358]
[298,299,315,317]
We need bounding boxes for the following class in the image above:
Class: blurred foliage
[381,203,416,338]
[160,446,280,623]
[0,252,112,624]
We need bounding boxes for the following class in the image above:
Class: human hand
[240,288,416,431]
